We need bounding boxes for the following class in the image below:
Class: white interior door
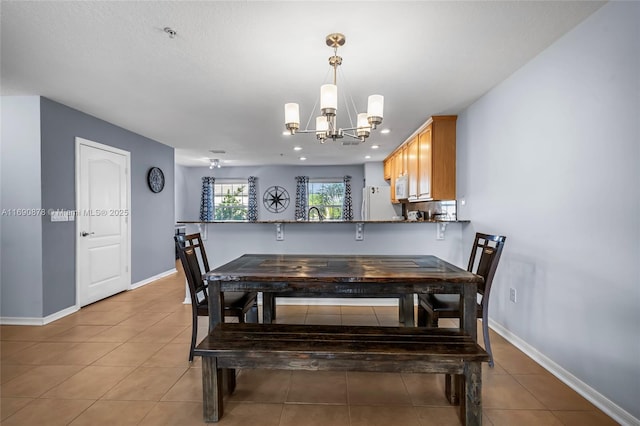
[76,137,130,307]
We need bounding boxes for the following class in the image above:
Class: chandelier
[284,33,384,144]
[209,159,221,169]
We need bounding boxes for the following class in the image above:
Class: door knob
[81,231,95,237]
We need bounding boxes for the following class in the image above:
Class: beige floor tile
[1,364,34,384]
[305,314,341,325]
[551,410,620,426]
[287,370,348,404]
[70,309,135,326]
[1,398,94,426]
[68,399,156,425]
[116,312,172,331]
[46,325,112,342]
[161,367,202,402]
[341,314,378,326]
[51,342,122,365]
[349,405,422,426]
[280,403,350,426]
[274,315,306,325]
[482,374,545,409]
[1,365,84,397]
[514,374,597,411]
[137,400,206,426]
[92,341,165,367]
[128,325,188,344]
[1,342,77,365]
[102,366,187,401]
[0,324,72,341]
[140,300,185,313]
[402,373,450,406]
[0,340,37,359]
[1,397,33,421]
[274,305,308,316]
[347,371,413,405]
[376,315,403,327]
[154,310,192,327]
[485,409,563,425]
[341,306,375,315]
[43,365,135,399]
[307,305,342,315]
[373,306,399,316]
[491,345,548,375]
[229,369,291,403]
[142,342,192,368]
[414,406,463,426]
[87,325,143,342]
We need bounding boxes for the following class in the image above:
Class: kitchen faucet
[308,206,324,221]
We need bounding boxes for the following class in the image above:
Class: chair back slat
[467,233,506,296]
[175,237,208,307]
[175,233,210,273]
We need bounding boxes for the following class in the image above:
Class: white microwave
[395,175,408,200]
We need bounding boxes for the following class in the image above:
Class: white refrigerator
[361,186,398,220]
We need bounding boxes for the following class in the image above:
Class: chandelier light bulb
[320,84,338,116]
[284,103,300,134]
[367,94,384,128]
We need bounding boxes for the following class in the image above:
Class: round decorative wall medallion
[263,186,290,213]
[147,167,165,193]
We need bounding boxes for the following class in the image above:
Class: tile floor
[1,265,618,425]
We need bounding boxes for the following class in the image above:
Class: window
[214,181,248,220]
[308,179,345,220]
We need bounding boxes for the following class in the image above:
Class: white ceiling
[1,1,604,167]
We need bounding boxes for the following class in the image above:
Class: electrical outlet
[509,288,517,303]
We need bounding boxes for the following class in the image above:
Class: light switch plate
[51,210,68,222]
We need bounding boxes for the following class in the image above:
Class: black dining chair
[417,232,506,367]
[175,233,258,362]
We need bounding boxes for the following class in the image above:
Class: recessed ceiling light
[282,131,291,136]
[380,128,391,134]
[293,146,302,151]
[365,155,371,159]
[299,156,307,161]
[371,145,380,150]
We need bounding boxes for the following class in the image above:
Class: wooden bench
[194,323,490,425]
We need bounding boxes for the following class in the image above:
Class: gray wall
[39,98,175,316]
[457,2,639,420]
[178,164,366,222]
[187,222,466,277]
[0,96,43,317]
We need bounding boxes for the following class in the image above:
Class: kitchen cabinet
[419,116,456,201]
[383,157,392,180]
[407,135,419,198]
[384,115,456,202]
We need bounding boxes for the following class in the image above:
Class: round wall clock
[263,186,290,213]
[147,167,165,193]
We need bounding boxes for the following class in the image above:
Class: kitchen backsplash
[405,200,457,221]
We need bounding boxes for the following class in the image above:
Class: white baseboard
[130,268,177,290]
[489,319,639,426]
[1,305,79,326]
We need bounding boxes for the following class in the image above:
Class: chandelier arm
[342,131,364,141]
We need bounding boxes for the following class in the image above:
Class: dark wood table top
[206,254,482,285]
[205,254,481,339]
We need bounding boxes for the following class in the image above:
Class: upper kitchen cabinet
[418,116,456,201]
[384,115,457,202]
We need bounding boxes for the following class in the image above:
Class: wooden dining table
[204,254,483,338]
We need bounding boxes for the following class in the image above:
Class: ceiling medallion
[284,33,384,145]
